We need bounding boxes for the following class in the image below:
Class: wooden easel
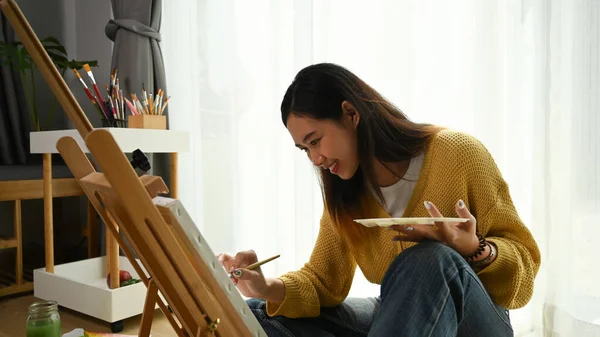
[0,1,266,336]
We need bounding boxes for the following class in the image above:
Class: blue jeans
[247,241,513,336]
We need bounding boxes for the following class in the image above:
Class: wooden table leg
[43,153,54,273]
[170,152,178,199]
[14,199,23,285]
[106,210,120,289]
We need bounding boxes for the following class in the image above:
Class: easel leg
[103,207,188,337]
[138,278,159,337]
[43,153,54,273]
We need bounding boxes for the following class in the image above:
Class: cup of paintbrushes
[125,85,169,129]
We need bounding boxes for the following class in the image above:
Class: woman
[218,63,540,336]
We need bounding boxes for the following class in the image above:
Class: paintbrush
[72,69,107,118]
[228,254,281,278]
[160,96,170,115]
[125,97,138,115]
[83,64,106,115]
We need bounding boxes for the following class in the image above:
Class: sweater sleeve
[456,133,541,310]
[265,211,357,318]
[477,183,541,309]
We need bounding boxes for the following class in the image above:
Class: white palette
[354,217,470,227]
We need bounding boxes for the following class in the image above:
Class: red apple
[119,270,132,282]
[106,270,132,288]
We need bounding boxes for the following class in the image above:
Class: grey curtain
[0,12,30,165]
[105,0,170,187]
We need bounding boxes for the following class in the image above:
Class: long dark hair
[281,63,441,246]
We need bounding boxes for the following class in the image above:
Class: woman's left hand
[390,199,480,256]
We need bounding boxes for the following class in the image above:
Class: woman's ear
[341,101,360,128]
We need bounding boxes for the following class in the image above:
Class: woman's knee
[382,241,469,284]
[401,240,465,262]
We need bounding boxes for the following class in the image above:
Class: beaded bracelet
[465,233,487,263]
[471,242,496,268]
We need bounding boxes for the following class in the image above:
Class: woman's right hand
[217,250,269,299]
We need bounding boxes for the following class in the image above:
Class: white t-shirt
[373,152,425,217]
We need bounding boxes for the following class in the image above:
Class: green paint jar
[25,300,62,337]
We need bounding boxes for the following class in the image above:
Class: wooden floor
[0,294,175,337]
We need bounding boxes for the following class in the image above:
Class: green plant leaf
[43,45,67,55]
[18,47,33,71]
[40,36,61,45]
[0,42,10,57]
[47,51,69,65]
[41,36,69,58]
[69,60,98,70]
[0,35,98,131]
[0,43,24,70]
[43,44,67,57]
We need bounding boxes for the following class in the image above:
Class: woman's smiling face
[286,103,360,180]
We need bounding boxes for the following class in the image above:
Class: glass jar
[25,300,62,337]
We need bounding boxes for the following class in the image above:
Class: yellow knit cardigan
[266,130,541,318]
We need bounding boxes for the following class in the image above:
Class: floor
[0,294,175,337]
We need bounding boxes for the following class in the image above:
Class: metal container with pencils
[73,65,132,128]
[101,118,128,128]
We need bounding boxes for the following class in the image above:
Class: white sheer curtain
[161,1,600,336]
[542,0,600,336]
